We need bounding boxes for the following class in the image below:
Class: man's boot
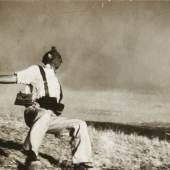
[74,162,93,170]
[25,150,41,170]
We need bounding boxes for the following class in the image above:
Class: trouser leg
[30,111,51,156]
[48,117,93,164]
[23,108,51,157]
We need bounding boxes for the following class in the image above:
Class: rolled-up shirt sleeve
[15,65,37,84]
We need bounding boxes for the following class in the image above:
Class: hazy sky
[1,1,170,90]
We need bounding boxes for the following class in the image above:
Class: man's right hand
[0,74,17,84]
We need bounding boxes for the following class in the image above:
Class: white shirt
[16,64,61,102]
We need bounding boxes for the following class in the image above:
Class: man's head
[42,46,62,70]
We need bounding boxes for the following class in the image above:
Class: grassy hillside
[0,118,170,170]
[0,88,170,169]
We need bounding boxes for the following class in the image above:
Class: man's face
[51,57,62,70]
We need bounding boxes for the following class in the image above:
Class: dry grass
[89,127,170,170]
[0,118,170,170]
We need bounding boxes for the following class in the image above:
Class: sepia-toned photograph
[0,0,170,170]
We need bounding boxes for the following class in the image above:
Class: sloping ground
[0,88,170,169]
[1,119,170,170]
[0,120,72,170]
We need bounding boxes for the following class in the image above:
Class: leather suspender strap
[38,65,49,97]
[59,84,63,103]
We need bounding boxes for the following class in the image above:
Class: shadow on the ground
[16,160,26,170]
[0,138,65,170]
[39,153,60,165]
[0,138,22,150]
[0,147,9,157]
[40,153,73,170]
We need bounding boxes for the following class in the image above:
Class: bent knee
[72,120,87,137]
[78,120,87,128]
[73,119,87,128]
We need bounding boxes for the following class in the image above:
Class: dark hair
[42,46,62,65]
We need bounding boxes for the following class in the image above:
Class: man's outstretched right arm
[0,74,17,84]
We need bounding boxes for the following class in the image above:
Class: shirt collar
[44,64,52,69]
[44,64,56,73]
